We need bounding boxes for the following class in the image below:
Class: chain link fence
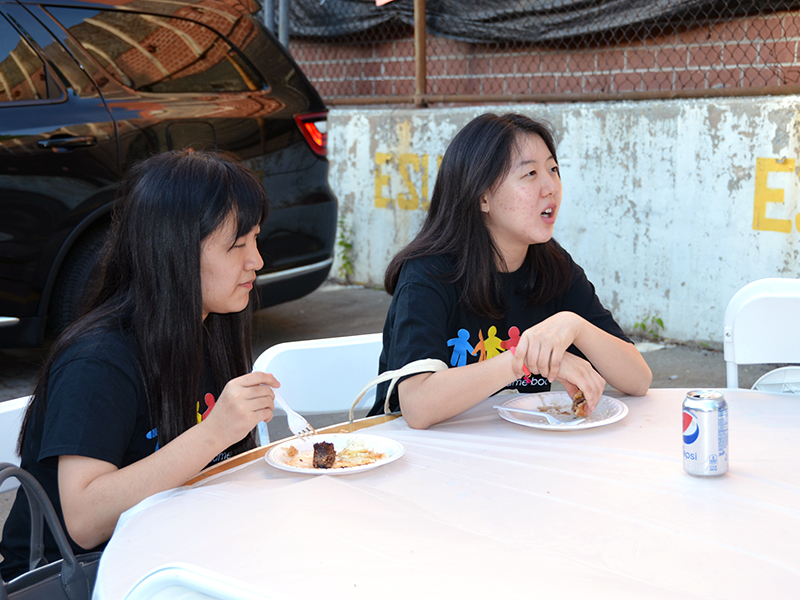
[277,0,800,104]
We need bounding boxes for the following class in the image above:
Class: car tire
[48,226,108,336]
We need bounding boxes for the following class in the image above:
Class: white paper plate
[265,433,405,475]
[495,391,628,431]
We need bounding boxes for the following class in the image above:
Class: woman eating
[1,151,279,579]
[369,113,651,429]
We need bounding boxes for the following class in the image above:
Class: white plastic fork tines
[492,405,585,425]
[272,389,316,439]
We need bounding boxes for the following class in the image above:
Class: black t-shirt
[0,328,250,581]
[369,250,632,415]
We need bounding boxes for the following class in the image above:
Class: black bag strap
[3,465,46,573]
[0,463,93,600]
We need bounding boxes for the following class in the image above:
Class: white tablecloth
[93,388,800,599]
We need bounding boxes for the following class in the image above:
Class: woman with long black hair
[370,113,651,429]
[1,151,278,579]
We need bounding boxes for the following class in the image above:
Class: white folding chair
[723,278,800,389]
[0,396,31,492]
[750,366,800,394]
[252,333,383,443]
[123,563,283,600]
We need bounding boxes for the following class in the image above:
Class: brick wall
[290,11,800,101]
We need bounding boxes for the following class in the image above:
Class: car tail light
[295,112,327,156]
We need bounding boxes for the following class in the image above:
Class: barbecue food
[313,441,336,468]
[572,390,587,417]
[280,439,387,470]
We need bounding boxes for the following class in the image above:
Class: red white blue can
[682,390,728,477]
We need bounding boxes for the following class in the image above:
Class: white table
[93,389,800,599]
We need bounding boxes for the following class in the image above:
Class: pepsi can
[682,390,728,477]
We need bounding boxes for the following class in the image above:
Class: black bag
[0,463,102,600]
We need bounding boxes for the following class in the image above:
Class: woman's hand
[512,312,580,383]
[553,353,606,414]
[59,371,280,549]
[513,310,651,400]
[511,312,608,414]
[203,371,278,447]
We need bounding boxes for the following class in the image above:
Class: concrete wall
[328,97,800,346]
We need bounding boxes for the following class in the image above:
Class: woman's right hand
[512,312,581,383]
[203,371,278,446]
[58,371,278,550]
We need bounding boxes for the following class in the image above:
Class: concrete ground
[0,282,779,553]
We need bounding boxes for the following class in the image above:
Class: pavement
[0,282,780,550]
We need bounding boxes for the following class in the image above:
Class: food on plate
[313,441,336,468]
[281,439,387,470]
[537,404,569,417]
[534,390,588,420]
[572,390,587,417]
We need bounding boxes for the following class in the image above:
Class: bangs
[197,154,270,242]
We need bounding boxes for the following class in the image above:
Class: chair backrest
[0,396,31,492]
[723,278,800,388]
[253,333,383,415]
[751,366,800,394]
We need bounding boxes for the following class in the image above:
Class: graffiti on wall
[376,153,797,235]
[754,157,800,233]
[375,152,442,210]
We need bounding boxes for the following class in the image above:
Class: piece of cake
[313,441,336,468]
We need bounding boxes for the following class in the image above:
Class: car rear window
[47,7,265,94]
[0,15,59,103]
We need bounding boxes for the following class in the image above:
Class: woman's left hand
[553,353,606,414]
[512,312,580,383]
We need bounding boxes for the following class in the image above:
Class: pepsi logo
[683,411,699,445]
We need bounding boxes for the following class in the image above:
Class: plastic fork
[493,405,585,425]
[273,389,317,440]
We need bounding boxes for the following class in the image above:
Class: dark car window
[0,15,60,103]
[0,0,332,350]
[48,7,263,94]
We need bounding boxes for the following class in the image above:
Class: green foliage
[634,315,665,341]
[336,217,354,281]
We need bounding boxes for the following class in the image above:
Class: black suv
[0,0,336,348]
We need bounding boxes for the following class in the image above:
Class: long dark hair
[19,150,269,453]
[384,112,571,319]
